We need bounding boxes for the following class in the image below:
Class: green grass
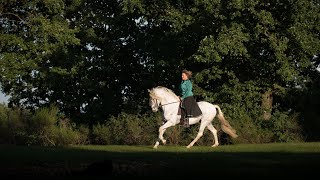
[1,142,320,178]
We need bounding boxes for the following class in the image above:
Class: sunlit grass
[73,142,320,153]
[0,142,319,177]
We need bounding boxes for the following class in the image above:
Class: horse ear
[148,89,151,93]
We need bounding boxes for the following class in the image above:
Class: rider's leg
[180,102,186,125]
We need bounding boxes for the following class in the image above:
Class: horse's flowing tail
[213,105,238,138]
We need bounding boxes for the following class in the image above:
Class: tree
[1,0,163,122]
[124,0,320,118]
[0,0,80,111]
[1,0,319,134]
[121,0,320,141]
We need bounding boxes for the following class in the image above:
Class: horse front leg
[153,121,175,149]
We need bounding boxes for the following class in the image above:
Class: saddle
[177,102,192,116]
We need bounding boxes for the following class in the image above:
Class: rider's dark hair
[182,70,192,79]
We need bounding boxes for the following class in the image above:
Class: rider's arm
[181,82,188,99]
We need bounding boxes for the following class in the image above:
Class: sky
[0,84,9,104]
[0,92,9,104]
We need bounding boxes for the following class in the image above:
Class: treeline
[1,0,320,144]
[0,103,311,146]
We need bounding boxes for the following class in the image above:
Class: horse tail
[213,105,238,138]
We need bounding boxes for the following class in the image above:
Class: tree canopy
[1,0,319,132]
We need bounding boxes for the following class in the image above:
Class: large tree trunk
[262,90,273,120]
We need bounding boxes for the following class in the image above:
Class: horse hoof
[211,144,219,147]
[186,145,191,148]
[153,141,159,149]
[162,140,166,145]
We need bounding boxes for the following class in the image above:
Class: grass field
[1,142,320,178]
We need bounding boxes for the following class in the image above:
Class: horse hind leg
[207,123,219,147]
[186,121,207,148]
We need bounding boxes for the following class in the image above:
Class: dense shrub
[0,104,90,146]
[269,111,305,142]
[0,102,307,146]
[92,112,160,145]
[91,123,112,144]
[0,105,31,144]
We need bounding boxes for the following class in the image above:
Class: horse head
[148,86,180,112]
[148,89,161,112]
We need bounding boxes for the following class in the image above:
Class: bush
[26,105,59,146]
[0,105,31,144]
[0,104,89,146]
[0,100,306,146]
[90,112,161,145]
[51,126,87,146]
[91,123,112,145]
[108,113,153,145]
[0,104,11,143]
[76,125,90,145]
[29,105,58,131]
[270,111,305,142]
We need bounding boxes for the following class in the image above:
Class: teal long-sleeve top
[180,79,193,99]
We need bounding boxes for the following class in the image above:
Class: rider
[179,70,202,127]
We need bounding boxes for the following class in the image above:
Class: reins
[159,100,181,107]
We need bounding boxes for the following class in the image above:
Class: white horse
[148,86,238,148]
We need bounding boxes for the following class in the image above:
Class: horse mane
[153,86,180,100]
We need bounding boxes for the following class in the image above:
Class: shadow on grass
[0,145,319,178]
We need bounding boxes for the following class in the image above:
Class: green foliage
[0,104,12,143]
[76,124,90,144]
[91,112,226,146]
[1,0,319,143]
[270,111,304,142]
[220,103,305,144]
[0,0,81,113]
[26,105,90,146]
[222,103,272,144]
[105,112,159,145]
[0,104,31,144]
[0,104,89,146]
[300,80,320,141]
[52,125,89,146]
[29,105,59,131]
[52,118,90,146]
[26,105,60,146]
[91,123,112,145]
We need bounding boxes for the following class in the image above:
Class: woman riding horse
[179,70,202,127]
